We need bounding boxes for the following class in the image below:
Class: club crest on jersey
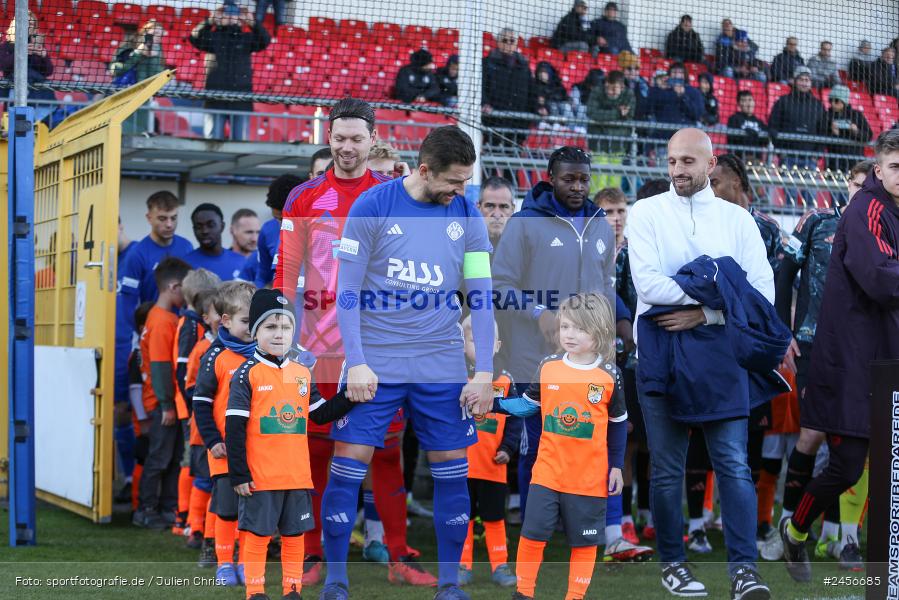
[596,239,606,255]
[493,385,506,399]
[386,258,445,286]
[588,384,604,405]
[296,377,308,397]
[446,221,464,241]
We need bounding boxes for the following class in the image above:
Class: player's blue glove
[495,396,540,417]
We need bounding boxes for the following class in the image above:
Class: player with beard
[273,98,399,586]
[628,129,774,599]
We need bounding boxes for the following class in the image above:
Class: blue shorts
[330,348,475,452]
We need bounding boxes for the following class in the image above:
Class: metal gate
[3,71,172,522]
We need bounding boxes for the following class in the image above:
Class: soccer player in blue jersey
[116,192,193,458]
[319,126,495,600]
[185,203,246,281]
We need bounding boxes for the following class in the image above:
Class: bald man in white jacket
[628,129,774,600]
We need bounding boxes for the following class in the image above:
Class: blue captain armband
[494,395,541,417]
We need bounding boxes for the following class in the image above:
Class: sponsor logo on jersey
[325,512,351,523]
[386,258,445,286]
[548,384,560,390]
[339,238,359,256]
[300,513,311,521]
[474,414,499,434]
[544,402,594,439]
[582,530,597,536]
[467,424,475,437]
[387,224,404,235]
[550,237,564,247]
[446,221,464,241]
[260,403,307,435]
[588,384,604,405]
[256,385,274,391]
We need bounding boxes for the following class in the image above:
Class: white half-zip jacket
[627,181,774,337]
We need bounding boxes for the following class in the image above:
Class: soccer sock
[483,519,508,570]
[238,529,247,565]
[322,457,368,586]
[281,534,304,596]
[783,449,816,517]
[840,465,868,546]
[431,458,471,587]
[187,487,211,536]
[177,466,193,518]
[307,435,333,559]
[703,472,715,515]
[685,469,707,522]
[621,486,633,519]
[242,531,270,598]
[566,546,597,600]
[515,536,546,597]
[362,490,384,545]
[370,441,408,561]
[821,517,840,541]
[131,464,142,511]
[688,518,705,534]
[638,509,653,528]
[215,517,238,566]
[757,468,779,527]
[204,498,217,545]
[604,524,622,544]
[461,520,475,569]
[114,424,136,479]
[787,520,808,542]
[605,490,622,527]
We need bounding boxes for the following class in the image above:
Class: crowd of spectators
[5,1,896,166]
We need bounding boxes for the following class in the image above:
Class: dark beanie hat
[410,48,434,68]
[249,289,296,338]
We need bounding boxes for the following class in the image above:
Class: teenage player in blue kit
[318,126,496,600]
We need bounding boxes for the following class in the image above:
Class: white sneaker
[661,562,707,597]
[759,529,784,561]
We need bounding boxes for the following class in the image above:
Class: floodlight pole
[458,0,484,193]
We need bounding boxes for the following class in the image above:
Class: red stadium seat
[372,22,402,41]
[339,19,368,35]
[146,4,177,27]
[308,16,336,34]
[594,53,616,72]
[404,24,432,39]
[874,94,898,111]
[76,0,108,21]
[182,7,210,21]
[111,3,144,27]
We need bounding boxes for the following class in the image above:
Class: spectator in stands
[482,28,534,146]
[109,20,167,134]
[394,48,442,104]
[0,11,54,123]
[726,91,769,157]
[771,37,805,83]
[645,63,704,127]
[818,85,873,173]
[552,0,593,53]
[807,41,840,89]
[254,0,287,34]
[477,176,516,251]
[665,15,704,64]
[533,61,572,119]
[618,51,649,114]
[229,208,260,257]
[572,68,606,106]
[189,2,270,141]
[718,30,766,82]
[586,70,635,153]
[769,66,824,199]
[868,47,899,98]
[848,40,876,82]
[592,2,632,55]
[435,54,458,107]
[697,73,719,126]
